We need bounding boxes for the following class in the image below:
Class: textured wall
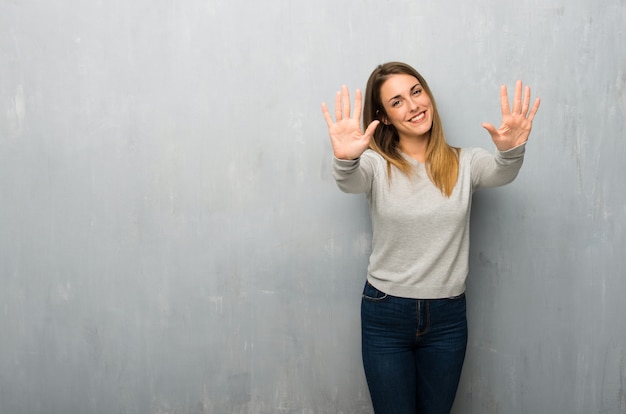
[1,0,624,413]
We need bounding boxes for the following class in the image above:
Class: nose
[408,96,419,111]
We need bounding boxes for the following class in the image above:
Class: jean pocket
[362,281,389,302]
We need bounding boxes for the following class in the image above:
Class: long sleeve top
[332,144,525,299]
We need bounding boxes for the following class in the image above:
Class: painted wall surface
[1,1,624,413]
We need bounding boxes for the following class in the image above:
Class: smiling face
[379,73,434,141]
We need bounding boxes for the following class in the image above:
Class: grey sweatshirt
[332,143,525,299]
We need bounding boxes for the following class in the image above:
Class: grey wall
[1,0,624,413]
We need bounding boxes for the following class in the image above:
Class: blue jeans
[361,281,468,414]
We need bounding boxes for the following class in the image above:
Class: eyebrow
[387,82,422,103]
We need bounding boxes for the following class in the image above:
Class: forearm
[471,143,525,189]
[332,156,373,194]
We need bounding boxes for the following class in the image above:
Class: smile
[409,112,426,123]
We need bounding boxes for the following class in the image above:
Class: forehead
[380,73,420,100]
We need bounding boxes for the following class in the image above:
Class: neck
[399,135,429,163]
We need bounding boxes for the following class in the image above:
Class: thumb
[364,120,381,139]
[482,122,498,140]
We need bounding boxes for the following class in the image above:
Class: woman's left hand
[482,80,541,151]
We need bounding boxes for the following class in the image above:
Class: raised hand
[482,80,541,151]
[322,85,380,160]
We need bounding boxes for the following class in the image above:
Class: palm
[482,80,541,151]
[327,117,371,160]
[322,86,380,160]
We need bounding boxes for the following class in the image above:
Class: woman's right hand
[322,85,380,160]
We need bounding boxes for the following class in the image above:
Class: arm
[322,86,381,194]
[470,144,525,189]
[332,153,376,194]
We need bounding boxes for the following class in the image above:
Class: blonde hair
[363,62,460,197]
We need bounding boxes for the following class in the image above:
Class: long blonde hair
[363,62,459,197]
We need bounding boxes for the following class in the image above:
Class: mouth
[408,111,426,123]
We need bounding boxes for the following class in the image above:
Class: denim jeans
[361,281,468,414]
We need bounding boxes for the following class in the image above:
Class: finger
[482,122,498,140]
[527,98,541,122]
[363,120,380,139]
[512,80,523,115]
[334,91,342,121]
[500,84,511,116]
[321,102,334,128]
[352,89,363,122]
[341,85,351,119]
[521,85,531,116]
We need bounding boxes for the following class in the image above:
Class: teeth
[410,112,425,122]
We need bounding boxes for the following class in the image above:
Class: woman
[321,62,540,414]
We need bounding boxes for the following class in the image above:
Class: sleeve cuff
[497,142,526,158]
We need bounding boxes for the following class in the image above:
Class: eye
[412,88,422,96]
[391,100,401,107]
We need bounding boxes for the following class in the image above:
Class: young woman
[321,62,540,414]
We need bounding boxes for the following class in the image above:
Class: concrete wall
[1,0,624,413]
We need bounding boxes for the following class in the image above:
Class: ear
[376,110,390,125]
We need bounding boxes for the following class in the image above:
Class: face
[379,73,434,141]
